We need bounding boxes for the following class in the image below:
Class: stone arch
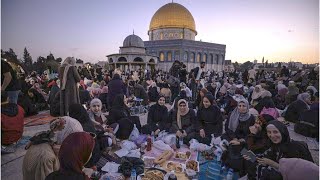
[118,57,127,62]
[203,53,207,62]
[210,54,214,64]
[133,57,143,62]
[167,51,172,61]
[215,54,219,64]
[149,58,155,63]
[183,51,188,62]
[159,52,165,62]
[190,52,195,62]
[196,52,201,62]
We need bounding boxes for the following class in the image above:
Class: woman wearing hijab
[45,132,95,180]
[222,98,255,142]
[88,98,119,133]
[108,94,136,139]
[23,117,83,180]
[285,92,311,123]
[285,81,300,105]
[142,95,169,135]
[273,87,288,110]
[69,104,101,168]
[195,88,208,109]
[195,93,223,145]
[27,88,48,111]
[107,73,127,108]
[59,57,81,116]
[168,99,196,144]
[250,85,265,105]
[98,86,108,110]
[244,120,313,180]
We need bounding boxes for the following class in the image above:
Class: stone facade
[148,28,196,41]
[144,39,226,72]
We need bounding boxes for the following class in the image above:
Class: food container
[142,156,155,168]
[165,161,184,173]
[185,160,199,172]
[173,151,191,161]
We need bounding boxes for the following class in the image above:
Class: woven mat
[24,111,56,127]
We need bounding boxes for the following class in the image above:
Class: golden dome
[149,3,196,34]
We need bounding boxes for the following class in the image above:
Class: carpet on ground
[24,111,56,127]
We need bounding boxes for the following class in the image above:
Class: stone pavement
[1,108,318,180]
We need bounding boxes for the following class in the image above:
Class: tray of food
[154,150,173,164]
[174,151,191,161]
[138,168,166,180]
[201,148,215,160]
[186,160,199,172]
[165,161,184,173]
[142,156,155,168]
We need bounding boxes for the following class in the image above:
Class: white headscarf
[56,116,83,144]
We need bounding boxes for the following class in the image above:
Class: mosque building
[107,2,226,72]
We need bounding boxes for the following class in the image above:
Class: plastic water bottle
[179,136,183,146]
[130,169,136,180]
[176,136,180,149]
[226,168,233,180]
[151,131,155,143]
[216,148,222,162]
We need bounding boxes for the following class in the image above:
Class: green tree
[23,47,33,72]
[240,61,254,70]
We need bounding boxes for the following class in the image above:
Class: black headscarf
[266,120,290,145]
[69,104,96,133]
[204,93,215,105]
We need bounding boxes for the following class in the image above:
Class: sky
[1,0,319,64]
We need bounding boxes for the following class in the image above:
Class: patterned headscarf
[228,98,251,132]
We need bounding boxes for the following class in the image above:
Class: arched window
[203,53,207,62]
[196,53,201,62]
[133,57,143,62]
[160,32,163,40]
[216,54,219,64]
[149,59,155,63]
[167,51,172,61]
[210,54,214,64]
[109,58,113,63]
[174,50,179,60]
[190,52,195,62]
[180,32,183,39]
[184,51,188,62]
[118,57,127,62]
[160,52,164,62]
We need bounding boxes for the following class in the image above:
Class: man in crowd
[1,59,21,104]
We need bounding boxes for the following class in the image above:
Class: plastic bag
[129,124,140,141]
[155,130,168,141]
[153,140,172,151]
[163,134,177,145]
[120,140,137,150]
[189,138,211,152]
[211,134,222,146]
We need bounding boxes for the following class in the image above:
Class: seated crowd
[1,58,319,180]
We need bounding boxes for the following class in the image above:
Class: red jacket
[1,104,25,145]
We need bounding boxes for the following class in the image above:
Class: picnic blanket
[198,152,239,180]
[24,111,56,127]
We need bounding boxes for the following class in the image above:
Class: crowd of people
[1,57,319,179]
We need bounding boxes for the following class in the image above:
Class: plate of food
[174,151,191,161]
[142,156,155,168]
[186,160,199,172]
[165,161,184,173]
[138,168,166,180]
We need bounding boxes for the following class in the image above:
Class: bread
[186,160,198,171]
[154,150,173,164]
[142,170,164,180]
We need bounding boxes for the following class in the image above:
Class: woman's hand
[155,129,160,135]
[176,131,182,137]
[257,157,279,168]
[230,139,241,145]
[200,129,206,138]
[183,130,187,137]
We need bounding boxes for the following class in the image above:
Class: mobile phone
[241,148,257,163]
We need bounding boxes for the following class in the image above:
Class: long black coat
[285,99,309,123]
[222,115,255,141]
[146,103,169,131]
[196,105,224,136]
